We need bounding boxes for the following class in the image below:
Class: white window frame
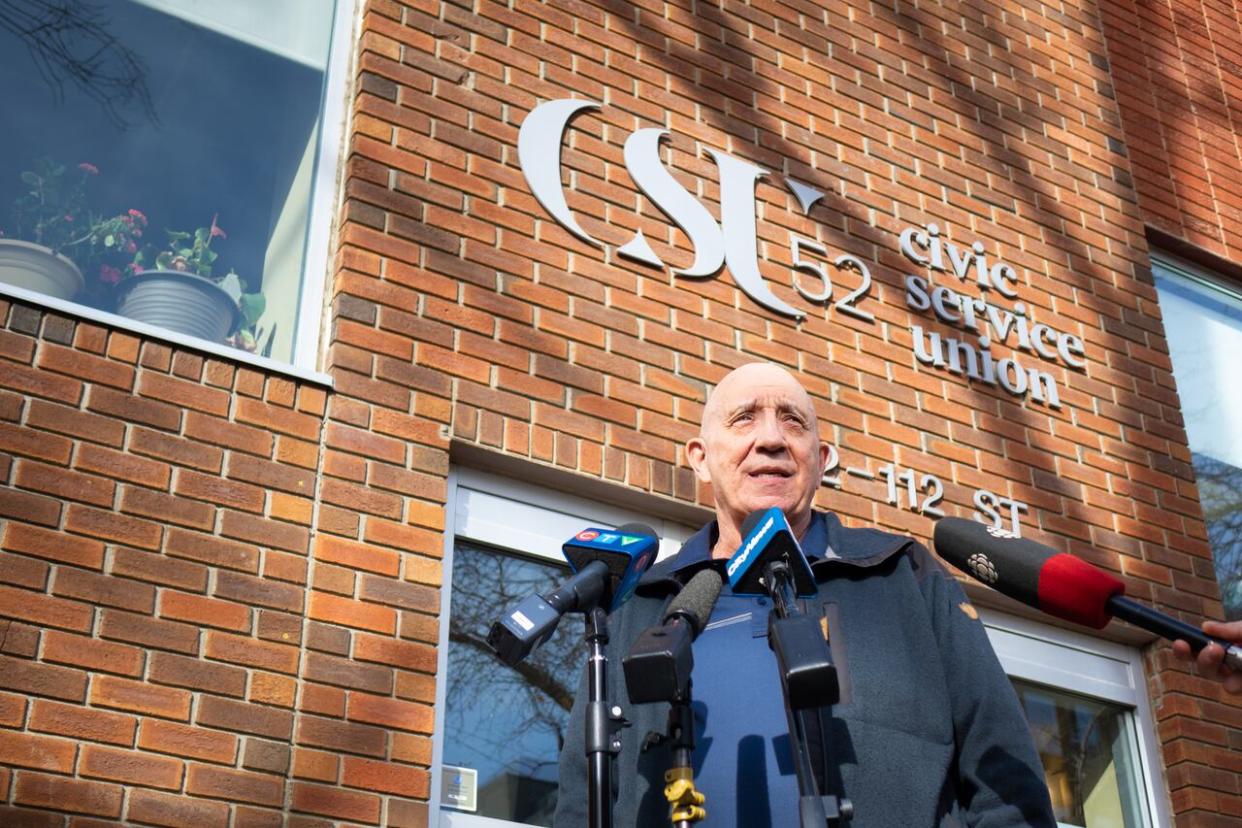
[0,0,358,384]
[982,609,1171,828]
[431,468,1170,828]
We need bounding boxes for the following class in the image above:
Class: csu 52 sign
[518,98,873,321]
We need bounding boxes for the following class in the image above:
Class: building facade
[0,0,1240,826]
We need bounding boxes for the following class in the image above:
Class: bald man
[555,363,1055,827]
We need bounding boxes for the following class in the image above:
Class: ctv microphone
[624,568,724,704]
[933,518,1242,670]
[487,522,660,666]
[726,507,816,596]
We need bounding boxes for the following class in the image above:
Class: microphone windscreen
[933,518,1124,629]
[664,569,724,635]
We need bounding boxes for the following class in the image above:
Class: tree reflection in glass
[443,542,587,826]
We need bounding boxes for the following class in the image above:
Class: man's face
[687,364,828,535]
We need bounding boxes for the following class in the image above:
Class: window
[433,470,1168,827]
[0,0,348,369]
[1152,256,1242,620]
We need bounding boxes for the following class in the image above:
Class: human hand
[1171,620,1242,694]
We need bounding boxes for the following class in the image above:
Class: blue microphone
[487,522,659,665]
[726,507,816,597]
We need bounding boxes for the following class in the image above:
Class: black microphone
[487,523,660,666]
[726,507,816,596]
[623,568,724,704]
[934,518,1242,670]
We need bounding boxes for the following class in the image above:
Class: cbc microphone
[624,568,724,704]
[487,523,660,666]
[933,518,1242,670]
[726,507,816,596]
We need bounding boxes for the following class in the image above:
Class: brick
[243,738,291,774]
[37,344,134,389]
[353,634,436,672]
[12,772,122,817]
[15,459,115,506]
[342,756,429,798]
[29,700,136,747]
[86,385,180,430]
[100,609,200,654]
[75,443,170,488]
[196,696,293,740]
[296,715,386,757]
[220,509,309,553]
[0,731,76,772]
[0,583,93,632]
[120,485,215,530]
[127,788,230,828]
[358,573,440,612]
[52,567,156,613]
[79,744,184,790]
[236,397,322,440]
[129,427,223,472]
[291,782,381,823]
[186,764,284,807]
[0,487,61,527]
[165,528,259,573]
[309,591,397,634]
[43,630,144,676]
[215,570,305,612]
[174,470,265,512]
[2,522,104,569]
[138,719,238,764]
[0,420,73,463]
[0,554,49,590]
[347,692,434,733]
[292,747,338,782]
[89,675,191,720]
[204,631,299,674]
[110,547,208,592]
[149,652,247,697]
[184,411,273,455]
[313,534,399,576]
[160,590,251,632]
[0,690,27,726]
[64,504,162,550]
[0,655,87,702]
[250,671,297,708]
[139,372,230,416]
[0,805,62,828]
[233,805,285,828]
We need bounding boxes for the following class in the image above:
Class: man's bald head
[688,363,828,555]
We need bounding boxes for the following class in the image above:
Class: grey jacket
[553,512,1056,827]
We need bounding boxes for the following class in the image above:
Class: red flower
[78,162,99,175]
[209,213,227,240]
[128,209,147,223]
[99,265,121,284]
[63,214,74,222]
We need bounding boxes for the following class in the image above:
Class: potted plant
[115,214,266,345]
[0,158,95,300]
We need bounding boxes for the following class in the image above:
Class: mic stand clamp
[762,560,852,828]
[663,691,706,827]
[585,607,627,828]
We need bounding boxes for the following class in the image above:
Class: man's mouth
[748,468,792,480]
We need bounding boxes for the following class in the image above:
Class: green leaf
[239,292,266,329]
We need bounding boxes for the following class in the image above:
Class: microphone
[487,522,660,666]
[725,507,816,597]
[933,518,1242,670]
[623,568,724,704]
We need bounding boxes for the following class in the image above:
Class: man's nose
[754,412,787,450]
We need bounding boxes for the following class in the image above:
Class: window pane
[1012,680,1146,828]
[1153,262,1242,620]
[0,0,336,362]
[443,542,587,826]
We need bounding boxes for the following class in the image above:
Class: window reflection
[1012,680,1145,828]
[1153,262,1242,620]
[444,543,587,826]
[0,0,335,362]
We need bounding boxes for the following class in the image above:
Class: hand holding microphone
[1172,620,1242,694]
[933,518,1242,679]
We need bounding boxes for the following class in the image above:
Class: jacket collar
[638,510,911,594]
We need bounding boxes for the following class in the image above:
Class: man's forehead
[703,366,817,424]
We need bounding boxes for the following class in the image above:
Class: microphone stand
[584,606,626,828]
[663,688,706,828]
[762,560,852,828]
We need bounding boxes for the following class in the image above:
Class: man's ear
[818,440,830,475]
[686,437,713,483]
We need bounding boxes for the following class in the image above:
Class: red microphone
[933,518,1241,670]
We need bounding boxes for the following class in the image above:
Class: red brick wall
[1102,0,1242,263]
[0,0,1238,825]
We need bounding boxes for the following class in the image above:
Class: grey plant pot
[0,239,84,300]
[115,270,241,343]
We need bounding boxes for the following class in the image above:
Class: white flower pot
[0,239,84,300]
[115,270,241,343]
